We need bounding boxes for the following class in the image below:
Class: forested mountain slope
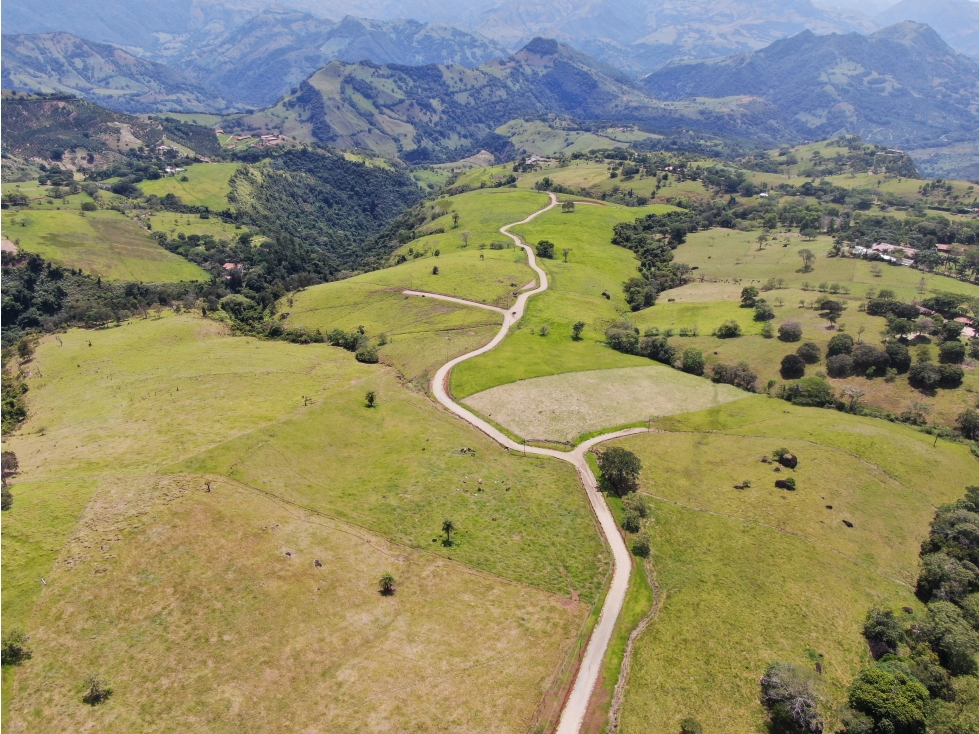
[235,37,793,163]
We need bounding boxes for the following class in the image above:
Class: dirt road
[407,192,640,734]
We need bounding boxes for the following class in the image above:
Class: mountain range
[642,22,979,177]
[1,33,242,114]
[228,37,793,163]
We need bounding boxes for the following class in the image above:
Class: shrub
[916,552,979,604]
[597,447,642,496]
[605,326,640,355]
[825,354,854,378]
[432,265,439,275]
[639,335,676,365]
[786,377,835,407]
[754,303,775,321]
[827,333,854,357]
[539,324,550,337]
[885,343,911,373]
[939,341,967,364]
[862,608,903,659]
[780,353,806,379]
[623,493,649,518]
[679,719,703,734]
[711,362,758,391]
[797,342,821,364]
[622,509,642,533]
[1,629,32,666]
[778,321,803,342]
[80,201,97,211]
[681,348,705,375]
[355,345,379,363]
[536,240,555,259]
[82,674,112,705]
[327,329,363,351]
[571,321,586,340]
[760,661,823,734]
[715,320,742,338]
[851,345,890,377]
[741,286,760,307]
[632,532,651,557]
[365,390,377,407]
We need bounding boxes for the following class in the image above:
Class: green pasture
[137,162,238,210]
[1,207,207,282]
[148,212,253,242]
[672,228,979,301]
[450,201,679,397]
[2,313,607,731]
[612,396,975,732]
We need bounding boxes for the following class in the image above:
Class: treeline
[739,137,920,178]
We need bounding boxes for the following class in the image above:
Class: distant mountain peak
[519,37,560,57]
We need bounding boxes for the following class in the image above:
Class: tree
[715,320,742,338]
[1,451,19,486]
[622,509,641,533]
[760,661,824,734]
[847,662,927,734]
[755,303,775,321]
[778,321,803,342]
[432,265,439,275]
[888,319,915,339]
[922,601,979,675]
[597,446,642,496]
[826,354,854,378]
[561,200,575,212]
[442,519,455,546]
[796,342,821,364]
[82,674,112,705]
[957,408,979,441]
[536,240,555,259]
[460,229,469,245]
[562,248,572,262]
[862,608,904,659]
[623,493,649,518]
[632,532,651,557]
[365,390,377,407]
[827,333,854,357]
[780,354,806,379]
[841,385,866,412]
[452,212,459,228]
[799,249,816,272]
[939,341,967,364]
[852,345,890,377]
[741,286,760,307]
[681,348,705,376]
[1,629,32,666]
[379,572,396,595]
[356,345,379,364]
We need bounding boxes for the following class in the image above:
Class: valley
[3,5,979,732]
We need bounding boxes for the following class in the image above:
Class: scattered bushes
[327,329,364,352]
[778,321,803,342]
[639,334,676,365]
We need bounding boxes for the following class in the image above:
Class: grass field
[495,120,658,158]
[138,163,238,210]
[671,228,979,302]
[148,212,255,243]
[2,314,608,731]
[1,207,207,282]
[463,365,747,442]
[450,201,679,397]
[608,396,977,733]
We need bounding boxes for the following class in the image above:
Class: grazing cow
[668,298,675,302]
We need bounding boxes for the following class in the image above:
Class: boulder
[778,453,798,469]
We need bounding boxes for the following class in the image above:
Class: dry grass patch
[463,366,747,443]
[6,474,587,734]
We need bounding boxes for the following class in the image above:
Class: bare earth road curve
[406,193,642,734]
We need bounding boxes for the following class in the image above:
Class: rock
[903,606,914,614]
[314,559,323,567]
[775,479,791,489]
[825,505,833,509]
[774,466,781,472]
[778,453,798,469]
[842,519,853,528]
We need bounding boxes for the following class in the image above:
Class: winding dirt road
[406,193,643,734]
